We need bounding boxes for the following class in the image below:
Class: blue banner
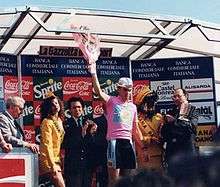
[21,55,90,77]
[131,56,214,80]
[132,56,216,125]
[0,54,17,76]
[97,57,130,78]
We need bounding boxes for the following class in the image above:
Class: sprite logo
[34,78,62,99]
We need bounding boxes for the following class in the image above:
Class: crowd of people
[1,45,218,187]
[0,64,206,187]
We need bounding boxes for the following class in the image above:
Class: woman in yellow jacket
[134,86,164,171]
[39,92,65,187]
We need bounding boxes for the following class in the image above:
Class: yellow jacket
[136,113,164,170]
[39,117,64,174]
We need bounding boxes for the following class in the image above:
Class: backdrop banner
[131,56,217,146]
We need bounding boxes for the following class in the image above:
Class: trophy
[71,24,100,64]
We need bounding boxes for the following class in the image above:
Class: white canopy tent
[0,6,219,122]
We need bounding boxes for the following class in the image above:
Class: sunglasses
[119,87,132,92]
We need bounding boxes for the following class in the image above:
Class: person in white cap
[88,63,143,186]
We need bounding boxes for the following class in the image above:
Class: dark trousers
[65,167,92,187]
[95,164,108,187]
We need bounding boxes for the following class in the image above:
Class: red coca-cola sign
[92,101,104,118]
[33,101,42,127]
[133,80,149,101]
[21,76,33,101]
[63,77,92,101]
[4,76,18,99]
[24,126,35,144]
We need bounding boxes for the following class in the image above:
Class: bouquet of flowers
[71,24,100,64]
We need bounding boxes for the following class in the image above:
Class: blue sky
[1,0,220,24]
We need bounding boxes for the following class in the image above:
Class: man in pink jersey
[88,63,143,186]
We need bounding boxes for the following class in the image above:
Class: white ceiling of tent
[0,6,219,83]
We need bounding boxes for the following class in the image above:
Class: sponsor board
[3,76,18,99]
[183,78,213,100]
[131,56,214,80]
[195,125,217,146]
[92,101,105,118]
[0,54,17,76]
[155,102,176,115]
[39,45,112,58]
[131,60,164,80]
[64,101,93,119]
[94,78,118,100]
[21,55,89,77]
[21,76,33,101]
[24,126,35,144]
[33,101,42,127]
[63,77,92,101]
[33,77,63,100]
[0,76,3,99]
[83,101,93,118]
[97,57,130,78]
[150,80,180,102]
[23,101,34,126]
[3,76,34,101]
[192,101,216,124]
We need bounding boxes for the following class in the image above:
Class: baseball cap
[117,77,133,89]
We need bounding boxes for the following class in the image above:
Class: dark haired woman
[134,87,164,171]
[39,92,65,187]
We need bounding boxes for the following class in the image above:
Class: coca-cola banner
[0,53,130,143]
[63,77,92,101]
[0,54,17,118]
[19,55,129,143]
[131,56,217,146]
[3,75,18,99]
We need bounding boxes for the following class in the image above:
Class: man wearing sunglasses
[0,96,39,154]
[88,63,143,186]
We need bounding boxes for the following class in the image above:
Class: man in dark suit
[84,113,108,187]
[161,88,199,170]
[0,96,39,153]
[63,96,94,187]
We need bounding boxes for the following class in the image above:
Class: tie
[14,120,25,140]
[77,118,82,127]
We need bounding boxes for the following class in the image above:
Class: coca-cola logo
[94,105,104,115]
[35,104,41,115]
[34,104,41,119]
[63,80,92,98]
[5,79,18,93]
[24,129,35,141]
[64,80,90,93]
[22,80,32,90]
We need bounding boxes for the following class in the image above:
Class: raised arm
[88,63,110,102]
